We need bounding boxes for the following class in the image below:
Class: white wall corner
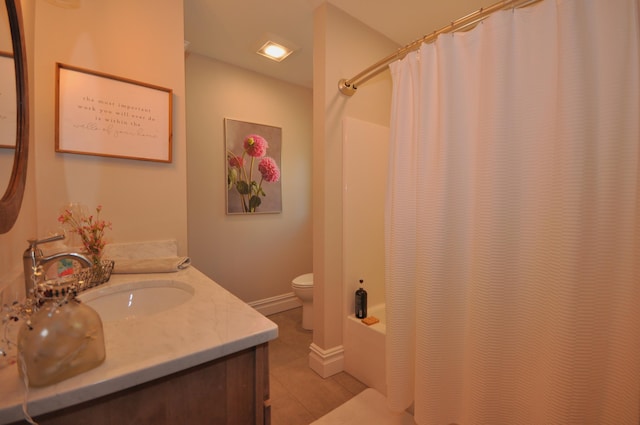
[308,343,344,378]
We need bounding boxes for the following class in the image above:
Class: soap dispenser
[355,279,367,319]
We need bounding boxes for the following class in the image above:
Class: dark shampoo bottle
[355,279,367,319]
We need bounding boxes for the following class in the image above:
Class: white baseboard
[248,292,301,316]
[308,343,344,378]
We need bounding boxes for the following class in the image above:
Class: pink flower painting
[225,119,282,214]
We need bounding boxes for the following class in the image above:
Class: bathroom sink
[77,279,195,323]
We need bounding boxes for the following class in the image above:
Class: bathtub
[344,303,386,395]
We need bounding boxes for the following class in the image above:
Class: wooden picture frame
[55,63,172,162]
[0,51,16,149]
[225,118,282,214]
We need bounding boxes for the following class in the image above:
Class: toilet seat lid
[292,273,313,287]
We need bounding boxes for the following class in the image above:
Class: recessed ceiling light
[257,41,294,62]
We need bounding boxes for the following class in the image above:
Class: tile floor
[267,307,367,425]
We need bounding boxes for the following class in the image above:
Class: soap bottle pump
[355,279,367,319]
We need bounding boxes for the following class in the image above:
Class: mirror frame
[0,0,28,234]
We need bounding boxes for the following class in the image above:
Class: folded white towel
[112,257,191,274]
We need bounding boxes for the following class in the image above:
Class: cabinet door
[27,344,270,425]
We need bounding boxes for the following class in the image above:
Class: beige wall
[33,0,187,252]
[185,54,313,303]
[311,3,397,376]
[0,0,187,300]
[0,0,37,301]
[343,117,388,310]
[2,0,312,310]
[0,1,389,345]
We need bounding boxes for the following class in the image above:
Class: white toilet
[291,273,314,330]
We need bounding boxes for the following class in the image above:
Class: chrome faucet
[23,234,92,298]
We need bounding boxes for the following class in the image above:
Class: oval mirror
[0,5,16,201]
[0,0,28,234]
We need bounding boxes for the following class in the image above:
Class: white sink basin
[78,279,195,323]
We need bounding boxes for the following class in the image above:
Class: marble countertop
[0,266,278,424]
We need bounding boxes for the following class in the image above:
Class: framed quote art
[225,118,282,214]
[55,63,173,162]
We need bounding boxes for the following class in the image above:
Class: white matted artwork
[225,118,282,214]
[55,63,173,162]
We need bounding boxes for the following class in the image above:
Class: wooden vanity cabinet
[12,343,271,425]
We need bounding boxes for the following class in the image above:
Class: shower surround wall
[345,303,387,395]
[343,117,388,311]
[342,117,389,384]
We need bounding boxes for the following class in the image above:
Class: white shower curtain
[385,0,640,424]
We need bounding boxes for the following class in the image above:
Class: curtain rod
[338,0,543,96]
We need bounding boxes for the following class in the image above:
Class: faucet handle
[26,234,65,250]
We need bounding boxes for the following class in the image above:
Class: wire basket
[76,259,115,291]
